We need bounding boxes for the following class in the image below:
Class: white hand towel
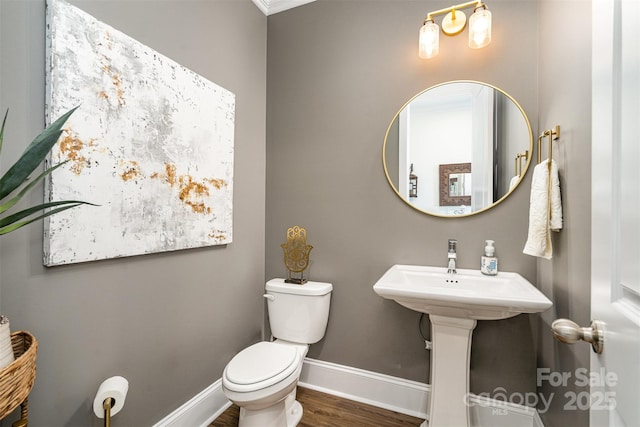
[523,159,563,259]
[548,161,563,232]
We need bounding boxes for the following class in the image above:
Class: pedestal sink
[373,265,552,427]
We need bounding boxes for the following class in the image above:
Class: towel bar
[537,125,560,164]
[514,150,529,177]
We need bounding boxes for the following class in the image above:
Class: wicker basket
[0,331,37,420]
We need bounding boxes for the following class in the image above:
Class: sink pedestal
[421,315,477,427]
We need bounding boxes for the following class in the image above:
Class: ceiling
[251,0,317,15]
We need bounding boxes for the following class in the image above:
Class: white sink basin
[373,264,552,320]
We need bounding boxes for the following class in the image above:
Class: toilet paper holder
[93,376,128,426]
[102,398,115,427]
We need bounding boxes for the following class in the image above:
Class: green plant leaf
[0,161,70,215]
[0,106,78,200]
[0,109,8,156]
[0,200,96,235]
[0,106,96,237]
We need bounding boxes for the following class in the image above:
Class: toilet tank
[265,279,332,344]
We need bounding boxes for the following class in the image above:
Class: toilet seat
[223,342,300,393]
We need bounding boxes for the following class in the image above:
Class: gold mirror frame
[382,80,533,218]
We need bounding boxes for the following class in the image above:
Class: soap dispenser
[481,240,498,276]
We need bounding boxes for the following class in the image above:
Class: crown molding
[251,0,317,16]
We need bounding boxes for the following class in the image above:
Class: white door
[591,0,640,426]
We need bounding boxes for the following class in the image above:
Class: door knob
[552,319,604,354]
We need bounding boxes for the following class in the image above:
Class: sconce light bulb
[419,20,440,59]
[468,8,492,49]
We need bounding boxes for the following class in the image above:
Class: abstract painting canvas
[44,0,235,266]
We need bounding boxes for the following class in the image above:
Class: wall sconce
[419,1,492,59]
[409,163,418,198]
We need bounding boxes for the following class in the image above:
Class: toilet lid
[225,342,299,388]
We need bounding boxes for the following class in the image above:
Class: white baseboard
[152,358,545,427]
[298,357,429,418]
[151,378,231,427]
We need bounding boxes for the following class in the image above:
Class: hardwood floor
[210,386,424,427]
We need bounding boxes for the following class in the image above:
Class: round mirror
[383,80,533,217]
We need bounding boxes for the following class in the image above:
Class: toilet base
[238,389,303,427]
[287,400,303,426]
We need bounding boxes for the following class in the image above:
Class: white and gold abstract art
[44,0,235,266]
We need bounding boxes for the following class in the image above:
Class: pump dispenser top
[484,240,495,256]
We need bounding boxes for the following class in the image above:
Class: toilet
[222,278,332,427]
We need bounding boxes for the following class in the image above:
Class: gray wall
[266,0,541,396]
[537,1,592,426]
[0,0,266,425]
[0,0,594,425]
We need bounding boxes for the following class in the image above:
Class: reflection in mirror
[448,174,471,196]
[440,163,471,208]
[383,81,533,217]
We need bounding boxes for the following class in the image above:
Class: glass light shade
[468,8,492,49]
[419,21,440,59]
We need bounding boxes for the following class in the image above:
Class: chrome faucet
[447,239,457,274]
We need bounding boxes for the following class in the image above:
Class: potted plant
[0,107,93,382]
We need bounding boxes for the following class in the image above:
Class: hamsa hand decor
[280,226,313,284]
